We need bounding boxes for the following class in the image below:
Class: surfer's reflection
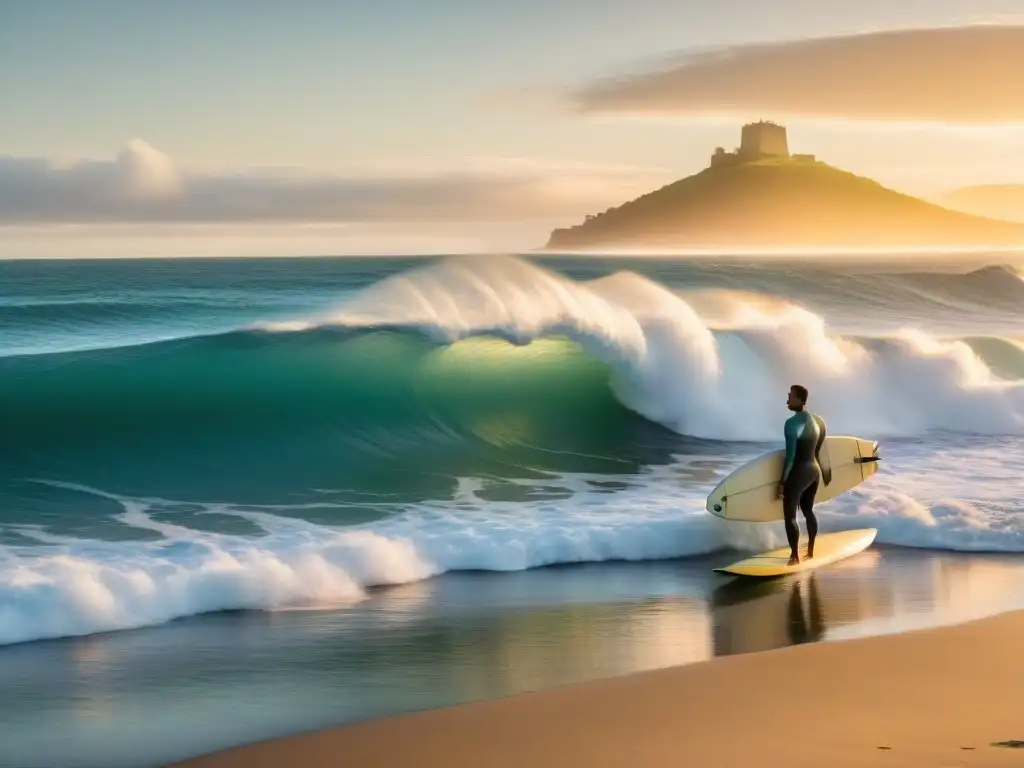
[787,574,825,645]
[709,572,826,656]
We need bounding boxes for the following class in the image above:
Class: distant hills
[938,185,1024,224]
[542,125,1024,251]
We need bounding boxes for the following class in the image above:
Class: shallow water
[1,547,1022,768]
[4,251,1024,766]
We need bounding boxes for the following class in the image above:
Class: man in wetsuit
[775,384,831,566]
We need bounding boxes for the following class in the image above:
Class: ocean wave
[4,255,1024,476]
[885,264,1024,310]
[4,258,1024,357]
[4,441,1024,647]
[0,474,723,645]
[6,255,1024,647]
[270,254,1024,438]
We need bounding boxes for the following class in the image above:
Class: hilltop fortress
[710,120,815,167]
[543,120,1024,250]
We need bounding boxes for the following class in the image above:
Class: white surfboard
[713,528,878,578]
[706,436,880,523]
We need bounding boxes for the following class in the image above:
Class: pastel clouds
[569,25,1024,125]
[0,141,670,224]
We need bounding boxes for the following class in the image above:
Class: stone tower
[739,120,789,159]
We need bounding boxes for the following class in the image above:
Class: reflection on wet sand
[442,597,713,701]
[3,549,1024,768]
[710,548,884,656]
[711,572,830,656]
[709,547,1024,656]
[825,550,1024,640]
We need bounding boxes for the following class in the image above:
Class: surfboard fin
[854,441,881,463]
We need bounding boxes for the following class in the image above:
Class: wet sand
[4,548,1024,767]
[171,608,1024,768]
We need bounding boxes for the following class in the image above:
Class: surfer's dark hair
[790,384,808,403]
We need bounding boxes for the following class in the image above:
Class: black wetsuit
[781,409,829,558]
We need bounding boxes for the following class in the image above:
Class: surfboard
[713,528,878,578]
[706,436,880,523]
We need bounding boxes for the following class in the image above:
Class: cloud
[0,142,670,225]
[569,24,1024,125]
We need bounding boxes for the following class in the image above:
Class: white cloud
[0,141,670,224]
[569,24,1024,125]
[116,139,181,198]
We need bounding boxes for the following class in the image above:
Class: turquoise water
[3,252,1024,646]
[2,548,1024,768]
[4,251,1024,766]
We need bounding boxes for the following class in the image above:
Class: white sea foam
[3,434,1024,647]
[0,472,721,646]
[6,255,1024,646]
[263,254,1024,440]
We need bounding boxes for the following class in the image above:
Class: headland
[544,121,1024,251]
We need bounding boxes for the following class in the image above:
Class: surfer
[775,385,831,566]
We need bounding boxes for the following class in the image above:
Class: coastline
[169,607,1024,768]
[7,547,1024,768]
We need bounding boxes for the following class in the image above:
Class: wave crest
[295,254,1024,439]
[5,255,1023,471]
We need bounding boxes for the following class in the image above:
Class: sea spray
[315,254,1024,438]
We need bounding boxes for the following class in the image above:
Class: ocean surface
[3,251,1024,766]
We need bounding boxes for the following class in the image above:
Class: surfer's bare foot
[788,554,800,566]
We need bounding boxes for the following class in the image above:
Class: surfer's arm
[780,416,798,483]
[814,414,831,485]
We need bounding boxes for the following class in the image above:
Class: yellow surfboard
[713,528,878,578]
[706,436,880,523]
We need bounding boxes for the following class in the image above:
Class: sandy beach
[170,608,1024,768]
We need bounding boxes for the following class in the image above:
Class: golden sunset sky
[3,1,1024,255]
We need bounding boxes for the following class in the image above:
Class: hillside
[939,184,1024,223]
[544,158,1024,250]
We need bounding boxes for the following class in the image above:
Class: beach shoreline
[168,607,1024,768]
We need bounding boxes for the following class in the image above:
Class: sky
[3,0,1024,256]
